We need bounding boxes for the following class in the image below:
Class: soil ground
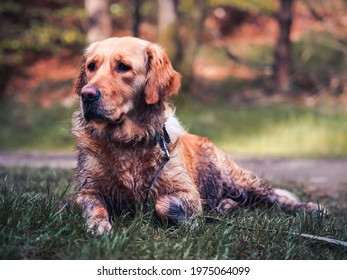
[0,151,346,198]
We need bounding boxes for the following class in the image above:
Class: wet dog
[72,37,325,234]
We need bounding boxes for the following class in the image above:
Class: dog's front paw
[87,218,112,235]
[155,195,189,226]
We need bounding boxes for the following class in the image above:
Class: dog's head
[74,37,181,133]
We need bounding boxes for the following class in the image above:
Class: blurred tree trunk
[273,0,293,92]
[133,0,142,37]
[157,0,206,91]
[85,0,112,44]
[157,0,182,66]
[0,67,14,100]
[179,0,207,91]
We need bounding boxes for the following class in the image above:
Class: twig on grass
[204,216,347,248]
[298,233,347,248]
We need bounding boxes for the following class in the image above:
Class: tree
[157,0,207,90]
[132,0,142,37]
[0,0,85,99]
[85,0,112,43]
[157,0,182,65]
[273,0,293,92]
[178,0,207,90]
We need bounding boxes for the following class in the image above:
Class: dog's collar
[154,125,171,158]
[145,126,171,204]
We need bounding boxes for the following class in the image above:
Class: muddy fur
[72,37,326,235]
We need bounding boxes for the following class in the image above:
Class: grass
[0,166,346,260]
[1,100,347,157]
[176,99,347,157]
[0,102,76,151]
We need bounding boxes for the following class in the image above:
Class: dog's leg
[155,193,203,226]
[76,191,112,235]
[272,187,328,214]
[193,137,327,215]
[216,198,239,213]
[222,160,328,215]
[153,143,203,225]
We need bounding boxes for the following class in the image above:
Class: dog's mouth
[83,105,125,125]
[85,113,125,125]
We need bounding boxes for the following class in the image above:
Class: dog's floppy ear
[73,54,87,96]
[144,44,181,104]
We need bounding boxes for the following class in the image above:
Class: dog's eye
[117,63,132,73]
[87,62,96,72]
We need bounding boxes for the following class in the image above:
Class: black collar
[154,125,171,159]
[145,125,171,204]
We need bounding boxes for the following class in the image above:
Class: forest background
[0,0,347,157]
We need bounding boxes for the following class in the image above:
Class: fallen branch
[299,233,347,248]
[204,216,347,248]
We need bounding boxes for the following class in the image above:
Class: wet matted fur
[72,37,325,234]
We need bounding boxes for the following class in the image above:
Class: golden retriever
[72,37,325,234]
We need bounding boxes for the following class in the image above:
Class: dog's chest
[103,145,164,197]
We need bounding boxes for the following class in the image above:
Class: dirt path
[0,151,346,197]
[0,152,76,169]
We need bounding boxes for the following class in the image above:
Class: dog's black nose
[81,86,101,103]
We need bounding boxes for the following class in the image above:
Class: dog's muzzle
[80,86,105,122]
